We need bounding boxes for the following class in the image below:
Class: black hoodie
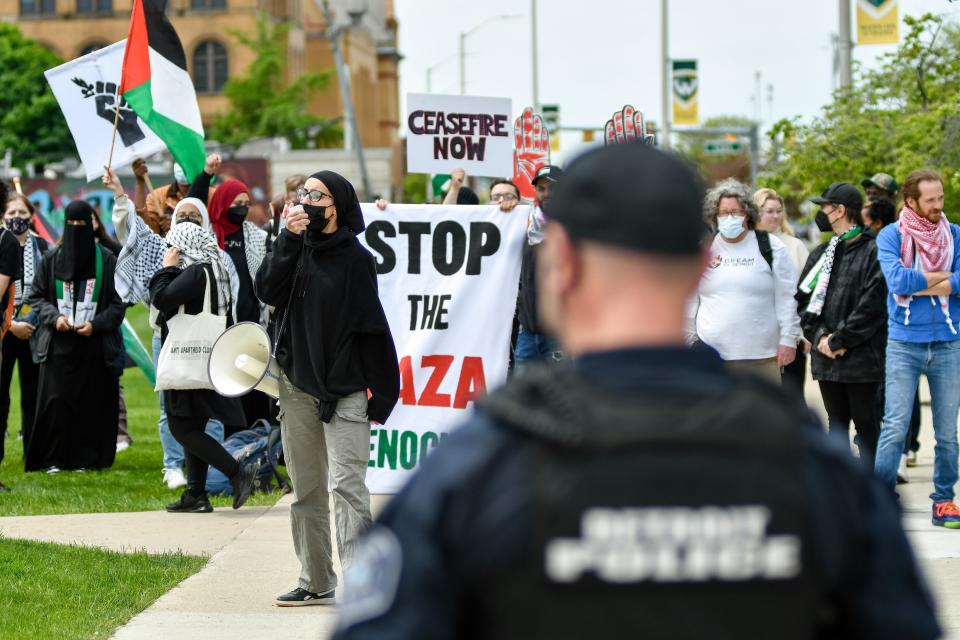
[255,198,399,424]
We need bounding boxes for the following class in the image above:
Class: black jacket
[517,242,541,334]
[150,263,245,425]
[255,227,400,424]
[796,230,887,383]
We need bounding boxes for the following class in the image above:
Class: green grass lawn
[0,537,206,640]
[0,304,282,516]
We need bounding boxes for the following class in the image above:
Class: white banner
[44,40,166,182]
[406,93,513,178]
[359,203,528,493]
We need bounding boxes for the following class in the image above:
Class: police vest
[475,363,825,640]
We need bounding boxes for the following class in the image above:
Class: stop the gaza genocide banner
[406,93,513,178]
[857,0,899,45]
[359,203,527,493]
[672,60,699,127]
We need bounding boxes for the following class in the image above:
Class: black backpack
[756,229,774,269]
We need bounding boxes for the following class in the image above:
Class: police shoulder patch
[336,526,404,629]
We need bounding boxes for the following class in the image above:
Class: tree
[0,25,74,168]
[210,14,342,149]
[762,14,960,220]
[676,114,754,184]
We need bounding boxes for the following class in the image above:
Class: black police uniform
[333,347,940,640]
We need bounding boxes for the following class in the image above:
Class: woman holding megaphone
[255,171,400,606]
[150,222,258,513]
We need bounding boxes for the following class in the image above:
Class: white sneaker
[116,440,130,453]
[897,454,910,484]
[163,467,187,489]
[907,451,918,467]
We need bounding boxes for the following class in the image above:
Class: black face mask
[303,203,332,232]
[815,209,834,233]
[226,205,249,226]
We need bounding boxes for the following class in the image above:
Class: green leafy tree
[763,13,960,220]
[0,25,74,168]
[210,15,342,149]
[676,115,754,185]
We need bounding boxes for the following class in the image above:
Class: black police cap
[547,143,706,255]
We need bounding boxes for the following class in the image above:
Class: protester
[514,165,564,368]
[688,179,800,382]
[107,165,231,489]
[442,167,480,205]
[136,160,213,236]
[862,172,899,203]
[754,187,809,398]
[489,178,522,213]
[25,201,125,473]
[201,175,271,430]
[255,170,400,606]
[863,196,897,234]
[333,143,939,640]
[874,169,960,528]
[0,189,28,489]
[797,183,887,465]
[0,195,49,466]
[150,222,258,512]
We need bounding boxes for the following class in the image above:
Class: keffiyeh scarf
[166,223,232,318]
[242,221,267,281]
[115,200,164,304]
[14,235,39,310]
[799,226,862,317]
[896,205,956,333]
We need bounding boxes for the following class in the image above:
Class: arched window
[77,41,109,58]
[192,40,228,94]
[19,0,55,16]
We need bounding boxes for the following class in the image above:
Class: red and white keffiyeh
[897,205,956,332]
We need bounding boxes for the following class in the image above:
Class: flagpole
[106,90,122,169]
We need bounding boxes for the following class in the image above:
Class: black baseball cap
[547,143,706,255]
[810,182,863,213]
[532,164,564,186]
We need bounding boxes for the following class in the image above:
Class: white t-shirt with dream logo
[688,231,801,360]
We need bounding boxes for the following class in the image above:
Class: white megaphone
[208,322,281,399]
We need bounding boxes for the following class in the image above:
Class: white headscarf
[170,197,210,231]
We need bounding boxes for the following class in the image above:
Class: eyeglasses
[297,188,332,204]
[717,209,745,217]
[490,193,518,202]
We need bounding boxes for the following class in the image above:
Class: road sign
[704,140,743,155]
[543,104,560,152]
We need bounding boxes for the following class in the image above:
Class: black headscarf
[309,170,365,236]
[456,186,480,205]
[55,200,97,281]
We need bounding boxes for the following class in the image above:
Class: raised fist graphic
[72,78,147,147]
[604,105,654,146]
[513,106,550,200]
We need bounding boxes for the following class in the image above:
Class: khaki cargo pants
[279,372,373,594]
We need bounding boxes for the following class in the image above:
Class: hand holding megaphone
[286,204,309,235]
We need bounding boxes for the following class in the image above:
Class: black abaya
[25,245,125,471]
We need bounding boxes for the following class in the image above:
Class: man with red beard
[874,169,960,529]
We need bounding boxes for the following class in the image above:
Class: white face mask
[717,214,746,239]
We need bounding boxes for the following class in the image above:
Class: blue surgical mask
[717,214,746,239]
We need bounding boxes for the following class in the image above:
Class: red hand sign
[604,105,654,146]
[513,106,550,200]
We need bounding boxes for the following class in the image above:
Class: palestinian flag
[120,0,205,180]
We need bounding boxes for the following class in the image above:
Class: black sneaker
[231,457,261,510]
[274,587,336,607]
[166,491,213,513]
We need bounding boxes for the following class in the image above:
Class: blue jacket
[877,221,960,342]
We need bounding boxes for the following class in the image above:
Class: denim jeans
[513,327,563,369]
[153,334,225,469]
[875,339,960,503]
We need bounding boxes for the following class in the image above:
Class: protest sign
[45,40,166,182]
[406,93,513,178]
[359,203,527,493]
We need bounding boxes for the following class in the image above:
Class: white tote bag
[155,269,226,391]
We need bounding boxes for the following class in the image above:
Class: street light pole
[319,0,372,200]
[660,0,671,149]
[531,0,539,112]
[458,14,521,97]
[838,0,853,88]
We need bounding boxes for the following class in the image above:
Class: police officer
[333,144,940,640]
